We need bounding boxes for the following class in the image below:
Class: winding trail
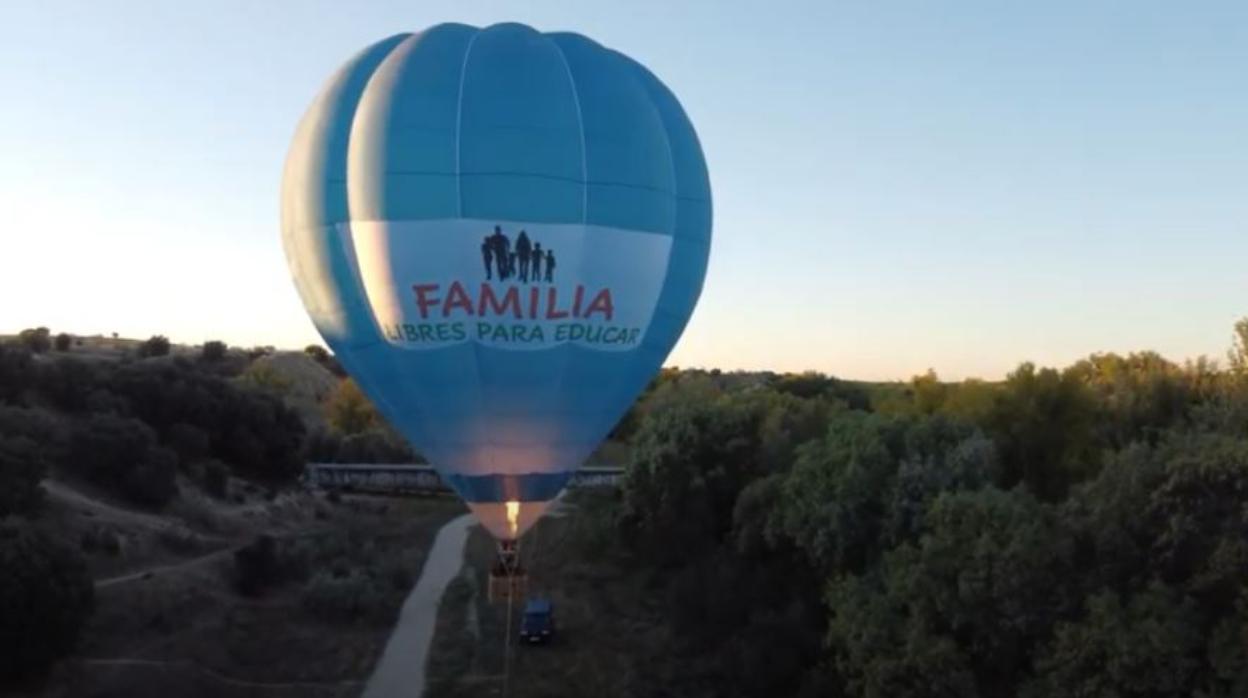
[93,547,235,589]
[362,513,475,698]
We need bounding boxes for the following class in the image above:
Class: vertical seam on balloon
[455,30,481,219]
[550,40,588,223]
[337,34,414,430]
[549,38,587,475]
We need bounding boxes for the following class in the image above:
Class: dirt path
[93,546,236,589]
[362,513,475,698]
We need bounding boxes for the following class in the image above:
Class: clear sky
[2,1,1244,380]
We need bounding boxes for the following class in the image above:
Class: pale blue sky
[2,1,1244,380]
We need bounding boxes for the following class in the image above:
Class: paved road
[362,513,475,698]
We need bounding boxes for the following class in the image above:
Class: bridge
[303,462,626,495]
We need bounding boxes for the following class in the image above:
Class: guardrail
[303,462,625,494]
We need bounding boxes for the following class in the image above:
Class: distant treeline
[587,320,1248,698]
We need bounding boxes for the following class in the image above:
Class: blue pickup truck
[519,598,555,644]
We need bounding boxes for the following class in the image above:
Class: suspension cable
[500,543,517,698]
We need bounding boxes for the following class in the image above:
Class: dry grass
[29,491,463,698]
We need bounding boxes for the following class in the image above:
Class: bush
[107,361,305,482]
[304,345,329,362]
[201,459,230,499]
[53,333,72,352]
[337,430,414,464]
[233,535,281,597]
[17,327,51,354]
[200,340,227,362]
[302,569,387,622]
[123,446,178,508]
[0,437,46,518]
[0,523,94,681]
[305,345,345,377]
[325,379,379,435]
[67,414,177,507]
[137,335,171,358]
[166,422,210,462]
[0,406,65,456]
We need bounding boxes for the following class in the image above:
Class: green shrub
[0,523,94,681]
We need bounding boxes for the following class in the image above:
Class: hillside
[0,334,462,696]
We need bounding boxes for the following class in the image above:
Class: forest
[3,321,1248,696]
[598,319,1248,697]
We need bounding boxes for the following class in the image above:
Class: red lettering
[583,289,614,321]
[572,285,585,317]
[528,287,539,319]
[442,281,475,317]
[413,284,441,319]
[545,287,569,320]
[478,284,522,318]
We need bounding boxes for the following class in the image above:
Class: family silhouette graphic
[481,226,557,283]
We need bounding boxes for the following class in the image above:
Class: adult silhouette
[508,252,517,279]
[480,236,494,280]
[531,242,543,281]
[515,230,532,282]
[544,249,556,282]
[489,226,510,280]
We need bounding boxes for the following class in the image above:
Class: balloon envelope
[281,22,711,540]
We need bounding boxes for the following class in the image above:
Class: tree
[37,358,104,413]
[304,344,329,362]
[1024,585,1202,697]
[909,369,948,415]
[325,379,379,435]
[826,488,1074,696]
[106,360,305,482]
[0,523,94,681]
[201,340,227,362]
[623,396,764,565]
[137,334,171,358]
[53,333,72,352]
[984,362,1098,501]
[0,344,33,403]
[166,422,210,461]
[1066,352,1191,447]
[772,371,870,410]
[774,412,902,575]
[1231,317,1248,375]
[67,414,178,507]
[17,327,51,354]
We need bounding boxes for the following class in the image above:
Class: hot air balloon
[281,23,710,562]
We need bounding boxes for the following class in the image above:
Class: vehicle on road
[519,598,555,644]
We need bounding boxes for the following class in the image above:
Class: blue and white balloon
[281,22,711,540]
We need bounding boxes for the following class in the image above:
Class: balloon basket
[488,567,528,603]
